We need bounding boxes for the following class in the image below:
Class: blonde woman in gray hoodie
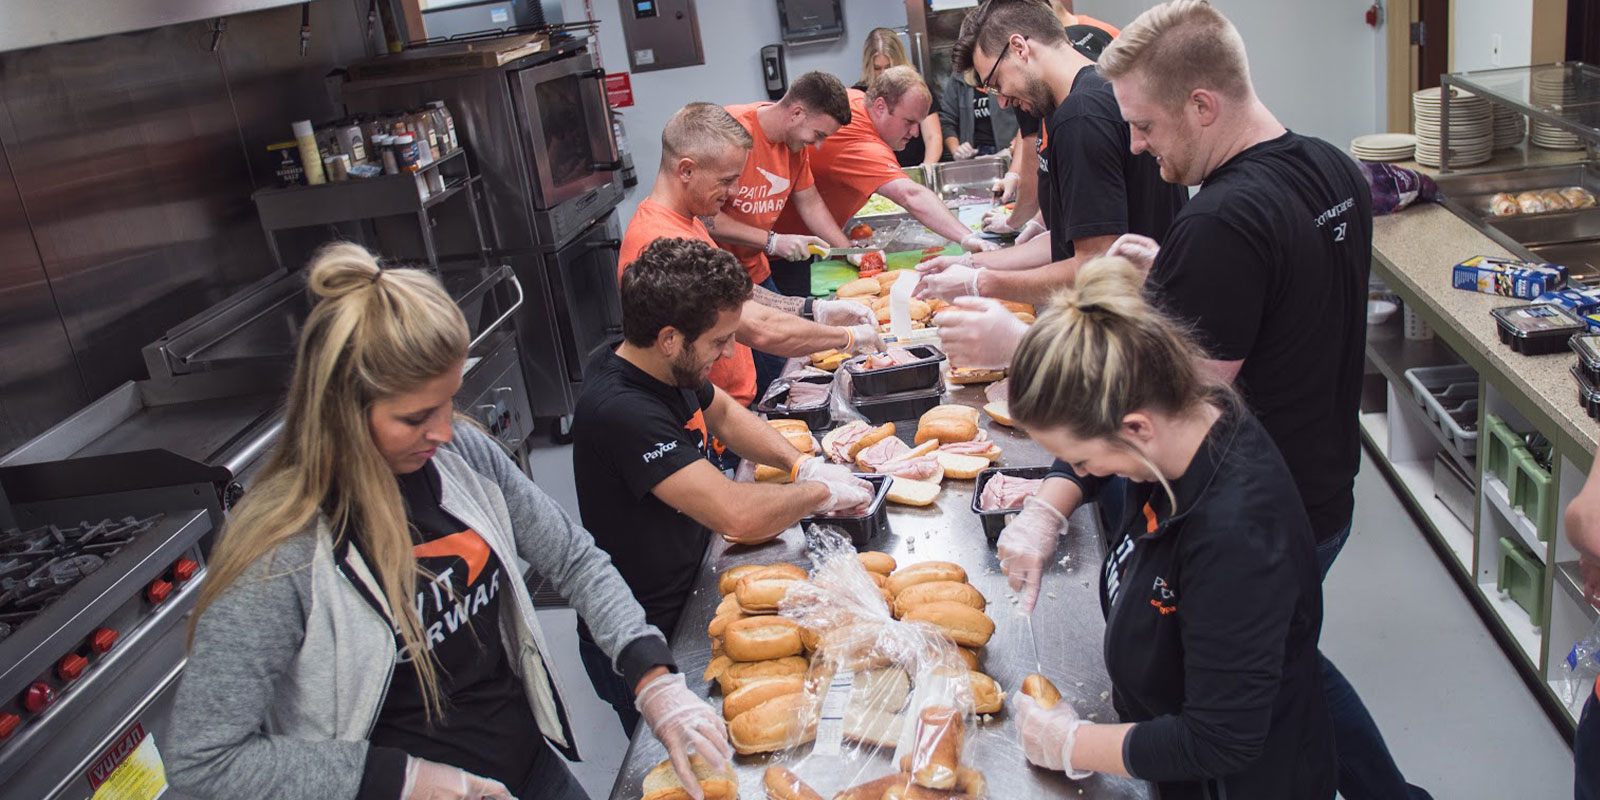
[167,243,729,800]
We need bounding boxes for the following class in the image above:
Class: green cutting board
[809,245,964,296]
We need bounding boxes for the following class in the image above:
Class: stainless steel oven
[342,37,626,426]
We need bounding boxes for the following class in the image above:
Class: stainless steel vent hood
[0,0,308,53]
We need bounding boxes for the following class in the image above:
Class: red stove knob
[172,558,199,583]
[89,628,119,655]
[57,654,88,682]
[145,579,173,605]
[0,713,18,740]
[23,682,55,714]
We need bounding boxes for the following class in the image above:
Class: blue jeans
[1579,690,1600,799]
[751,276,789,402]
[576,628,642,738]
[1317,525,1433,800]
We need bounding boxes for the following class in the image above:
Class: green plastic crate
[1497,536,1546,628]
[1483,414,1526,491]
[1510,448,1556,542]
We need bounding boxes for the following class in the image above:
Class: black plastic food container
[756,375,834,429]
[801,473,892,548]
[851,386,944,425]
[844,344,948,397]
[1491,303,1586,355]
[972,466,1052,542]
[1573,334,1600,387]
[1573,365,1600,420]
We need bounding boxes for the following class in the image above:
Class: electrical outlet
[1492,33,1502,66]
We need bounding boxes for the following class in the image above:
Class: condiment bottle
[291,120,327,185]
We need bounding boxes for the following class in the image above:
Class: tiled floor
[523,442,1578,800]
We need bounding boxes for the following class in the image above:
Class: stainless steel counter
[605,382,1149,800]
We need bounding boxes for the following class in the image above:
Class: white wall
[1078,0,1383,151]
[565,0,909,225]
[1452,0,1533,72]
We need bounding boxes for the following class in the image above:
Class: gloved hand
[1106,232,1160,277]
[951,141,978,160]
[843,324,885,355]
[989,171,1020,204]
[635,672,733,800]
[402,757,518,800]
[914,254,971,276]
[961,233,1002,253]
[981,207,1016,234]
[997,496,1067,612]
[814,298,876,327]
[797,456,875,514]
[1013,693,1091,779]
[913,263,982,302]
[769,233,831,262]
[1015,219,1048,245]
[934,297,1029,369]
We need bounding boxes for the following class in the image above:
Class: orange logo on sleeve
[684,409,709,450]
[413,530,491,585]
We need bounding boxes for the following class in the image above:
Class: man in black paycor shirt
[1093,2,1430,799]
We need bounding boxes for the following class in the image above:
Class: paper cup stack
[1413,86,1493,167]
[1350,133,1417,162]
[1493,105,1527,150]
[1530,71,1583,150]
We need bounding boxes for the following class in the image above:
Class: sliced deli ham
[877,454,941,481]
[855,436,910,472]
[938,440,995,456]
[978,474,1043,511]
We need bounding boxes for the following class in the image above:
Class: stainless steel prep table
[604,383,1149,800]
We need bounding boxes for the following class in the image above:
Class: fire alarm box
[618,0,705,72]
[777,0,843,44]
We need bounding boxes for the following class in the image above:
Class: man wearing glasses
[915,0,1186,307]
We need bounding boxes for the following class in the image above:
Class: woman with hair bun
[166,243,729,800]
[996,256,1334,799]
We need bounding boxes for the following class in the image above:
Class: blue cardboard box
[1453,256,1568,299]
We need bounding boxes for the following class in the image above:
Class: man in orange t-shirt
[769,66,997,296]
[620,103,879,408]
[711,71,880,392]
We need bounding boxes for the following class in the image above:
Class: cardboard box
[1535,288,1600,316]
[1452,256,1568,300]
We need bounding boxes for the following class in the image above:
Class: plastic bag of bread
[751,529,992,798]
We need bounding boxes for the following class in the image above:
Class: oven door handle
[589,238,622,253]
[580,67,607,79]
[470,273,525,351]
[590,159,625,171]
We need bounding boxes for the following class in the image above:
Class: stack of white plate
[1413,86,1493,167]
[1530,71,1583,150]
[1493,105,1527,150]
[1350,133,1417,162]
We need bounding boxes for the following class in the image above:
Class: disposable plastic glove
[914,254,972,276]
[843,324,885,356]
[1106,232,1160,277]
[913,263,982,302]
[990,171,1020,203]
[997,496,1067,612]
[402,757,518,800]
[960,233,1001,253]
[814,298,876,327]
[981,207,1016,234]
[770,233,831,262]
[1013,693,1091,779]
[933,297,1028,370]
[635,672,733,800]
[1014,219,1048,245]
[951,141,978,160]
[796,456,875,514]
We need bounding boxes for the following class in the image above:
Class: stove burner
[0,516,163,642]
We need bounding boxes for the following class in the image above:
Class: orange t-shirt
[618,198,756,406]
[1063,12,1121,36]
[722,103,817,285]
[774,90,904,233]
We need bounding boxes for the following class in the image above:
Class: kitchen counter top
[1370,201,1597,464]
[605,381,1149,800]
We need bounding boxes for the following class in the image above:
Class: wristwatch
[765,230,778,256]
[801,297,816,319]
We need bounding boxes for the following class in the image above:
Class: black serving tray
[971,466,1052,542]
[801,473,892,548]
[844,344,947,397]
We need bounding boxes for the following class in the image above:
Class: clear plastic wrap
[737,529,994,799]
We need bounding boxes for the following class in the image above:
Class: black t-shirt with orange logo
[572,350,716,639]
[1048,410,1334,799]
[366,459,541,791]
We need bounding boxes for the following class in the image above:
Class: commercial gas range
[0,450,224,800]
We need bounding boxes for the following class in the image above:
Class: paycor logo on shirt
[727,167,792,217]
[642,440,680,463]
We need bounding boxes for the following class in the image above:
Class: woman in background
[855,27,943,167]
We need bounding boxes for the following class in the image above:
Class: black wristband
[802,297,816,319]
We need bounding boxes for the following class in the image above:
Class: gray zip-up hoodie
[165,422,673,800]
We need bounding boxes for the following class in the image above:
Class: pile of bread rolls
[881,560,1005,715]
[832,409,1001,508]
[831,273,949,334]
